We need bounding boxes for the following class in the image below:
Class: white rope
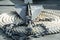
[0,12,22,26]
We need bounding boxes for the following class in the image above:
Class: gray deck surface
[0,0,14,5]
[32,33,60,40]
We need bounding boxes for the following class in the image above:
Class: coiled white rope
[31,10,60,36]
[0,12,23,27]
